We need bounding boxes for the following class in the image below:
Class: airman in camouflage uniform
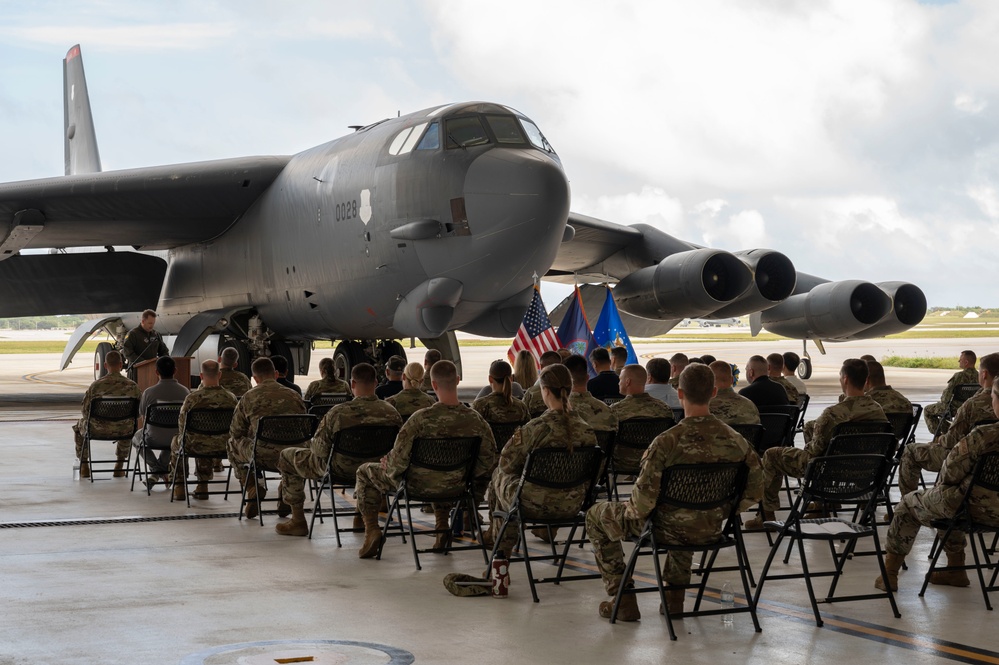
[522,384,547,418]
[923,351,979,433]
[472,392,531,425]
[876,379,999,592]
[563,354,619,435]
[355,360,497,558]
[748,359,886,526]
[709,360,760,426]
[484,365,597,562]
[587,363,763,621]
[897,355,998,496]
[72,350,141,477]
[169,360,237,499]
[227,357,306,516]
[304,357,352,402]
[218,347,252,398]
[610,367,676,472]
[768,353,800,404]
[867,385,912,415]
[275,364,402,536]
[385,362,435,420]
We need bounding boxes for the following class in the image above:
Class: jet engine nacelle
[707,249,797,318]
[613,248,752,320]
[839,281,927,340]
[761,280,892,340]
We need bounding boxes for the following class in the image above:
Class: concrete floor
[2,340,997,664]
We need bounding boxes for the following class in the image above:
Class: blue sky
[1,0,997,308]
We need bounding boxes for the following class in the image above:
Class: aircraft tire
[379,340,407,365]
[94,341,113,380]
[797,358,812,380]
[333,341,366,382]
[270,338,297,385]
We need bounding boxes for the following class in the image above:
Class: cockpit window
[446,116,490,149]
[521,118,556,154]
[486,115,526,144]
[416,122,440,150]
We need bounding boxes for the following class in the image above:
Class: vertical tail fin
[63,44,102,175]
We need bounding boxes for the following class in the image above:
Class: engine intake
[708,249,796,318]
[844,281,927,339]
[761,280,891,340]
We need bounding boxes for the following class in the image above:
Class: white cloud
[699,209,769,250]
[967,185,999,219]
[954,93,987,114]
[0,24,235,50]
[573,186,685,236]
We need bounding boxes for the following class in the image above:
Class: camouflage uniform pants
[355,462,396,514]
[487,472,522,557]
[761,446,811,512]
[897,443,948,497]
[803,420,815,443]
[886,488,965,556]
[278,447,326,507]
[227,437,284,490]
[585,502,693,596]
[73,420,130,461]
[923,402,946,434]
[169,436,216,483]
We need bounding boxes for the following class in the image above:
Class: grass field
[882,355,961,369]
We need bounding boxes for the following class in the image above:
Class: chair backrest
[831,420,892,437]
[655,462,747,514]
[602,396,624,407]
[885,411,916,444]
[795,393,811,429]
[308,403,334,419]
[949,383,981,414]
[184,407,235,436]
[825,432,898,459]
[517,446,606,518]
[489,421,524,453]
[88,396,141,422]
[800,454,889,506]
[254,414,318,446]
[310,392,352,408]
[671,407,685,423]
[730,423,765,454]
[969,451,999,494]
[766,405,801,421]
[758,412,794,451]
[409,436,481,473]
[616,417,674,451]
[144,401,183,429]
[330,424,400,461]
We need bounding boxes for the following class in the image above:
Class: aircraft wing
[546,213,646,282]
[0,156,290,251]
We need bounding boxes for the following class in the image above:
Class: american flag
[507,288,561,364]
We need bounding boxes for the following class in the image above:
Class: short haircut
[700,354,716,365]
[539,351,562,368]
[709,360,733,382]
[156,355,176,379]
[621,364,647,385]
[610,347,629,362]
[424,349,442,365]
[201,359,220,379]
[859,354,877,363]
[782,351,800,371]
[318,357,334,377]
[669,352,688,365]
[141,309,157,320]
[251,357,275,377]
[556,348,572,361]
[746,355,767,376]
[962,350,977,365]
[646,357,671,383]
[271,355,289,374]
[766,353,784,370]
[688,357,703,365]
[220,347,240,367]
[866,360,886,386]
[430,359,459,389]
[351,362,377,385]
[590,347,610,364]
[841,358,869,390]
[564,354,589,384]
[980,353,999,377]
[679,364,715,405]
[105,350,123,368]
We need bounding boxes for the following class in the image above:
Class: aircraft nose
[458,148,570,296]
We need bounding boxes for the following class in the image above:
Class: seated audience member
[738,355,789,411]
[132,356,190,488]
[667,353,688,389]
[218,346,252,398]
[709,360,760,426]
[472,360,531,429]
[304,357,351,402]
[514,350,539,393]
[72,350,141,478]
[781,351,807,396]
[767,352,799,404]
[922,350,979,433]
[272,355,302,396]
[522,351,563,417]
[385,362,436,420]
[645,357,680,409]
[376,355,406,399]
[588,348,622,400]
[610,347,629,375]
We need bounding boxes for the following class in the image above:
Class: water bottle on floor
[720,581,734,625]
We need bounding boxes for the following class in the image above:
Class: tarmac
[1,337,996,664]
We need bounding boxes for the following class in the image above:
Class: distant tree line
[0,315,90,330]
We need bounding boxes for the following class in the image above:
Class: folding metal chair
[757,412,795,509]
[489,420,526,455]
[671,407,685,424]
[794,393,811,434]
[934,383,982,438]
[608,417,674,500]
[170,406,236,507]
[81,396,140,482]
[239,414,318,525]
[607,462,761,641]
[308,424,400,545]
[489,445,605,602]
[754,454,900,627]
[130,401,184,495]
[309,392,352,409]
[376,436,486,570]
[920,451,999,610]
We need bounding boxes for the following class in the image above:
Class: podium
[132,357,194,392]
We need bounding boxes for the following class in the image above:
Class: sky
[0,0,996,310]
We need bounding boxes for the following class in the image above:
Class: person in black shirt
[738,354,789,410]
[587,347,621,400]
[272,355,302,395]
[376,355,406,399]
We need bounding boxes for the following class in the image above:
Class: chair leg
[648,538,678,641]
[752,527,786,609]
[872,531,902,618]
[376,492,401,561]
[795,535,824,627]
[920,526,953,597]
[555,523,580,583]
[519,519,541,603]
[735,529,763,632]
[969,531,993,611]
[404,497,421,570]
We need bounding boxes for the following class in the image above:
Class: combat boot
[744,510,776,530]
[352,513,364,530]
[172,482,186,501]
[479,527,495,549]
[930,550,971,587]
[80,460,91,479]
[598,583,641,622]
[276,483,291,517]
[112,456,126,478]
[358,512,383,559]
[212,459,224,473]
[531,527,559,543]
[275,503,309,537]
[244,483,266,519]
[432,508,452,552]
[193,483,209,500]
[660,590,685,617]
[874,552,905,591]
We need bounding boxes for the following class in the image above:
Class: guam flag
[556,286,598,375]
[592,286,638,365]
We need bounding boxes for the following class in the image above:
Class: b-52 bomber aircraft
[0,45,925,382]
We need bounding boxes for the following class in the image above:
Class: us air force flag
[592,286,638,364]
[556,286,598,376]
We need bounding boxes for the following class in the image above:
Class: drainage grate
[0,513,241,528]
